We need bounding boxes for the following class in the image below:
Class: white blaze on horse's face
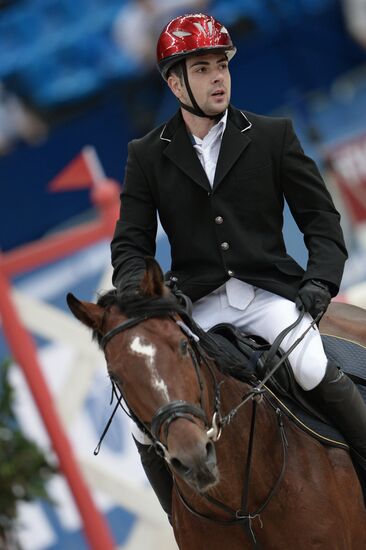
[129,335,170,401]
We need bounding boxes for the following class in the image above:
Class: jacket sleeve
[111,140,157,293]
[280,119,348,295]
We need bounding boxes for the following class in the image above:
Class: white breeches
[192,282,327,392]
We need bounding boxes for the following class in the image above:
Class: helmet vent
[193,22,206,34]
[172,30,192,38]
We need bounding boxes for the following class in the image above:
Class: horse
[67,258,366,549]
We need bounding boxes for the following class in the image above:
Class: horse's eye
[179,339,189,356]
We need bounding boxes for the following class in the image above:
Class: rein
[213,309,322,429]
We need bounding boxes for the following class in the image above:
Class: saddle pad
[265,386,348,449]
[322,334,366,401]
[267,334,366,449]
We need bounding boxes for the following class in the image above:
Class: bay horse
[67,259,366,549]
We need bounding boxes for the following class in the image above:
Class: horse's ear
[140,257,165,297]
[66,293,104,331]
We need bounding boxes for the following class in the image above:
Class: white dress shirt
[191,110,255,311]
[192,111,227,187]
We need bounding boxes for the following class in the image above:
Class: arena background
[0,1,366,548]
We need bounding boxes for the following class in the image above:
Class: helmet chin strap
[179,60,225,122]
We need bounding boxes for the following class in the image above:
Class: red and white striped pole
[0,258,116,550]
[0,149,122,547]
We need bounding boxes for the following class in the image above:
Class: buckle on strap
[207,411,222,441]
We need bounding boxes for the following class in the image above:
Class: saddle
[208,323,366,450]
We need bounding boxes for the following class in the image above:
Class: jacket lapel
[161,112,211,193]
[213,107,252,191]
[160,107,252,193]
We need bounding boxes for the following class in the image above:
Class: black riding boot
[133,437,173,519]
[308,361,366,466]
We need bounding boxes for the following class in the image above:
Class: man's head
[156,13,236,119]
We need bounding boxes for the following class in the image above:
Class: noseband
[101,313,222,462]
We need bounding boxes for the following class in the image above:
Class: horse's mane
[94,289,250,380]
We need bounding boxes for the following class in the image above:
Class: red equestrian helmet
[157,13,237,80]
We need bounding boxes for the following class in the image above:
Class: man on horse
[111,13,366,517]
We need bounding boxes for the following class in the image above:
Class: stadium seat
[92,33,140,83]
[210,0,273,32]
[0,10,41,79]
[17,47,103,108]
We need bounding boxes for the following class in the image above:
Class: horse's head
[67,258,219,492]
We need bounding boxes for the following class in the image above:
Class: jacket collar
[160,105,252,142]
[160,105,252,192]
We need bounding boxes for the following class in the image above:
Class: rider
[111,13,366,517]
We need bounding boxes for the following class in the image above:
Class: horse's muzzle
[168,434,219,492]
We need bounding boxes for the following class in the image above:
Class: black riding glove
[295,279,331,319]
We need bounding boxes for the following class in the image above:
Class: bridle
[99,310,285,549]
[100,311,224,462]
[98,308,320,547]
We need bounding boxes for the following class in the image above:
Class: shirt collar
[192,110,228,146]
[218,109,228,132]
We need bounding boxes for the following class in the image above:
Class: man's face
[169,52,231,116]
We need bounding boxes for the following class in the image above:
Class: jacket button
[227,270,234,276]
[215,216,224,224]
[221,242,229,251]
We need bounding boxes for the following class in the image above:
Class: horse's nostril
[170,457,190,476]
[206,440,216,466]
